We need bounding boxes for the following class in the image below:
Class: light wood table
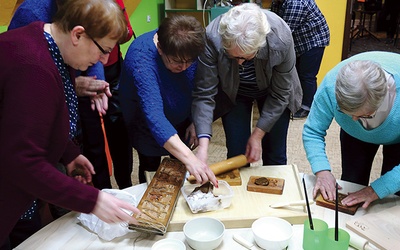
[15,174,400,250]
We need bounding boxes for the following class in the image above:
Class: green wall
[0,26,7,34]
[120,0,164,56]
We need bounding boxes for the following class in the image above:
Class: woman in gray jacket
[192,3,302,165]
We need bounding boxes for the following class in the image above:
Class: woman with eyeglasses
[192,3,302,168]
[9,0,135,192]
[119,15,218,187]
[0,0,140,248]
[303,51,400,209]
[8,0,112,114]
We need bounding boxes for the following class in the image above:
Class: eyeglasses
[355,111,377,119]
[337,106,377,119]
[165,55,194,66]
[224,49,258,61]
[88,35,112,55]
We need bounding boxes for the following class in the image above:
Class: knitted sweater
[303,51,400,199]
[0,22,98,243]
[119,30,196,155]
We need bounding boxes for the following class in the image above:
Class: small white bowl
[151,238,186,250]
[252,217,293,250]
[183,217,225,250]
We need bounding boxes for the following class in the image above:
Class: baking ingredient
[186,182,222,213]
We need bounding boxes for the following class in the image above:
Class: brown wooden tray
[216,168,242,186]
[129,158,186,235]
[315,193,360,215]
[247,176,285,194]
[150,168,242,186]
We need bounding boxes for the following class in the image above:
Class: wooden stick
[335,182,339,241]
[303,176,314,230]
[99,113,113,176]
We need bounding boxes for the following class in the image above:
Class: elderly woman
[119,15,217,186]
[192,3,302,166]
[303,51,400,208]
[0,0,140,247]
[9,0,135,190]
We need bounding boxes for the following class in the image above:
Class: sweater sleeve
[85,61,105,80]
[8,7,43,30]
[371,165,400,198]
[1,24,98,215]
[302,75,337,174]
[192,21,221,136]
[2,63,98,213]
[120,34,178,146]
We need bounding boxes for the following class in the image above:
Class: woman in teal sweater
[303,51,400,208]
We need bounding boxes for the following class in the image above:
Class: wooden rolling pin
[187,154,248,182]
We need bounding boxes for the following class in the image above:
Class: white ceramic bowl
[183,217,225,250]
[151,238,186,250]
[252,217,293,250]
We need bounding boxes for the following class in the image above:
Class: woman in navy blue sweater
[120,15,217,186]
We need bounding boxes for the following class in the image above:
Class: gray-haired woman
[192,3,302,167]
[303,51,400,209]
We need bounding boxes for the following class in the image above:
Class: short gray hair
[335,60,387,113]
[218,3,270,54]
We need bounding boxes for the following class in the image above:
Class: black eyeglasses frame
[336,105,377,119]
[164,54,194,66]
[88,35,112,55]
[223,49,258,61]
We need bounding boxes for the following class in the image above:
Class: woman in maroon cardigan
[0,0,140,246]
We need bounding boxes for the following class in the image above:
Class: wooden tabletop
[15,172,400,250]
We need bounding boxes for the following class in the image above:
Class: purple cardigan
[0,22,98,242]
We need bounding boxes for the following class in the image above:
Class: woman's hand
[195,137,209,165]
[164,134,217,186]
[75,76,110,97]
[92,191,141,225]
[341,186,378,209]
[90,92,110,115]
[74,76,112,114]
[185,156,218,188]
[185,123,198,150]
[245,127,265,163]
[66,154,95,184]
[313,170,342,200]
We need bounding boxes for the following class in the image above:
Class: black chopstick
[303,176,314,230]
[335,182,339,241]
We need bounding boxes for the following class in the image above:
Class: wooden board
[150,168,242,186]
[247,176,285,194]
[315,193,360,215]
[346,205,400,250]
[129,158,186,235]
[168,164,307,232]
[216,168,242,186]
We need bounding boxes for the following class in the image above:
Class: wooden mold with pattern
[128,157,187,235]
